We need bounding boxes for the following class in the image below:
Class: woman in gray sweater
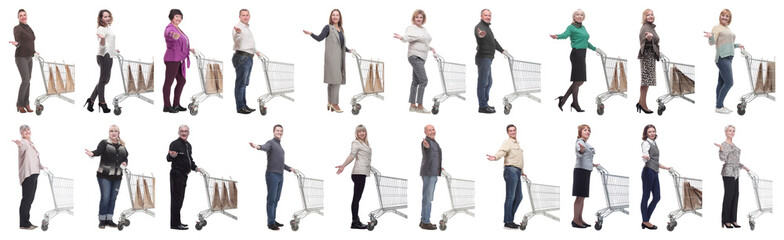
[303,9,355,113]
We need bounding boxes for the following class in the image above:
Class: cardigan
[311,25,347,85]
[557,24,596,51]
[91,140,128,180]
[708,25,740,63]
[163,23,190,77]
[18,139,44,185]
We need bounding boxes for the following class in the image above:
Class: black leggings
[351,174,366,221]
[90,53,113,104]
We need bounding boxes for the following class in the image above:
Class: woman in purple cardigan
[162,9,195,113]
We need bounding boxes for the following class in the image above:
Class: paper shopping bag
[364,63,375,93]
[229,181,238,209]
[670,66,681,95]
[212,63,224,93]
[65,66,75,92]
[618,62,628,92]
[220,182,230,209]
[47,66,57,94]
[610,62,619,91]
[147,64,155,92]
[133,179,144,209]
[754,62,765,94]
[211,182,222,210]
[136,65,147,93]
[764,62,775,93]
[373,62,384,93]
[676,68,695,94]
[142,178,155,209]
[205,64,218,94]
[126,65,137,94]
[55,66,66,93]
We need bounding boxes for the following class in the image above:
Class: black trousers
[170,170,188,227]
[20,174,39,227]
[721,177,740,223]
[351,174,366,221]
[90,53,113,103]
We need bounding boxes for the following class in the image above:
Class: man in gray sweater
[250,124,296,231]
[420,124,442,230]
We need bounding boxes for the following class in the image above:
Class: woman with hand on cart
[704,9,744,114]
[637,9,659,114]
[572,124,599,228]
[640,124,670,230]
[335,125,372,229]
[86,9,118,113]
[393,9,436,114]
[14,125,46,230]
[550,9,601,113]
[162,9,196,113]
[10,9,36,113]
[714,125,750,228]
[84,125,128,229]
[303,9,355,113]
[250,124,297,231]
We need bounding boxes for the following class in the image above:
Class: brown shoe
[24,105,33,113]
[419,221,436,230]
[17,106,27,113]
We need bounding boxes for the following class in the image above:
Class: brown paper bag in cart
[133,179,144,209]
[363,63,375,93]
[373,62,384,93]
[136,64,147,93]
[146,64,155,92]
[205,64,218,94]
[126,65,137,94]
[142,178,154,209]
[754,62,765,94]
[764,62,775,93]
[676,68,695,94]
[229,181,237,209]
[65,66,75,92]
[609,62,619,91]
[212,63,224,93]
[682,181,693,210]
[55,66,66,93]
[211,182,222,210]
[691,185,703,209]
[47,66,57,94]
[220,182,230,209]
[670,66,681,95]
[618,62,628,92]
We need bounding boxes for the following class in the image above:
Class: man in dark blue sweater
[474,9,508,114]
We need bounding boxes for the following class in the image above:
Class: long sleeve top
[167,138,198,174]
[398,24,432,60]
[474,20,504,59]
[163,23,190,77]
[641,138,661,172]
[232,21,257,55]
[420,137,442,176]
[574,138,595,171]
[638,23,660,60]
[311,25,350,53]
[493,138,524,170]
[13,23,35,57]
[348,140,372,176]
[708,25,740,63]
[719,142,744,179]
[556,24,596,51]
[258,138,291,174]
[96,26,117,58]
[91,140,128,180]
[18,139,44,185]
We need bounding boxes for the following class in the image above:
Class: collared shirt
[233,21,257,55]
[493,138,524,170]
[641,138,656,159]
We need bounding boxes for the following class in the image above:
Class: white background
[1,0,780,239]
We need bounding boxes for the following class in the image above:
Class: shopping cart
[187,51,224,116]
[746,171,773,231]
[117,166,155,231]
[290,170,324,231]
[367,166,407,231]
[665,168,702,231]
[656,53,696,115]
[519,176,559,231]
[32,53,76,115]
[737,50,776,115]
[40,169,74,231]
[195,169,238,230]
[595,50,629,115]
[350,51,385,115]
[594,165,629,231]
[112,53,154,115]
[501,52,541,115]
[257,54,295,116]
[431,53,466,115]
[437,170,474,231]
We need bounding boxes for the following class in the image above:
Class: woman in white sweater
[394,9,436,113]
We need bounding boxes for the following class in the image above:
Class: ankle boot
[84,98,95,112]
[98,103,111,113]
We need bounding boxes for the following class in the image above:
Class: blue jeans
[421,176,438,223]
[265,172,283,225]
[715,56,734,108]
[232,53,253,110]
[97,177,122,220]
[640,167,660,222]
[476,57,493,108]
[503,166,523,223]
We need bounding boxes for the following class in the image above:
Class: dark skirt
[572,168,592,197]
[570,48,587,82]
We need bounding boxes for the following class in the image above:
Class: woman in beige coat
[335,125,372,229]
[304,9,355,113]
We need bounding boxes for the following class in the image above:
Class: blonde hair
[724,124,735,132]
[355,125,369,146]
[109,124,126,146]
[572,9,585,23]
[719,9,732,26]
[641,9,654,24]
[411,9,426,25]
[577,124,591,139]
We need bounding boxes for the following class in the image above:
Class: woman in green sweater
[703,9,744,114]
[551,9,601,113]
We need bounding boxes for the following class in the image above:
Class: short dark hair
[273,124,283,132]
[642,124,657,140]
[506,124,516,132]
[239,9,249,16]
[168,9,183,21]
[18,9,26,14]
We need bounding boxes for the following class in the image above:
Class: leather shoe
[173,105,187,112]
[237,108,252,114]
[171,224,188,230]
[268,223,280,230]
[504,222,520,229]
[275,221,284,227]
[478,107,496,114]
[419,221,437,230]
[571,221,587,228]
[489,106,496,110]
[244,106,257,112]
[350,221,368,229]
[163,106,179,113]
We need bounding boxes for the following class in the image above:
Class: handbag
[47,66,57,94]
[136,64,147,93]
[55,66,66,93]
[142,178,155,209]
[764,62,775,93]
[229,181,238,209]
[211,182,222,210]
[65,66,75,92]
[126,65,137,94]
[133,179,144,209]
[754,62,765,94]
[373,62,384,93]
[364,63,375,93]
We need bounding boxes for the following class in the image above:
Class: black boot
[98,103,111,113]
[350,220,368,229]
[84,98,95,112]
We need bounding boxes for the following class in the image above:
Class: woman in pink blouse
[13,125,45,230]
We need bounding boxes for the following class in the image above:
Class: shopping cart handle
[199,168,209,177]
[595,48,606,58]
[293,169,305,178]
[257,53,269,62]
[503,51,513,60]
[740,49,752,59]
[667,167,680,177]
[33,52,43,61]
[440,169,451,179]
[351,51,361,59]
[193,50,205,59]
[746,170,759,180]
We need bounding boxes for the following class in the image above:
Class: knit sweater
[398,24,432,60]
[708,25,740,63]
[91,140,128,180]
[557,24,596,51]
[474,20,505,59]
[259,138,291,174]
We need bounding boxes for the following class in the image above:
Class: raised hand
[303,30,312,35]
[168,150,178,158]
[9,41,18,46]
[335,165,345,174]
[486,154,496,161]
[477,27,486,38]
[393,33,403,40]
[578,143,586,153]
[422,138,430,149]
[12,140,22,146]
[170,31,180,40]
[703,31,712,38]
[97,33,105,39]
[645,32,653,40]
[249,142,259,149]
[233,26,241,34]
[713,143,723,152]
[549,34,558,39]
[85,149,94,157]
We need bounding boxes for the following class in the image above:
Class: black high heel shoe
[636,103,654,114]
[98,103,111,113]
[570,103,585,112]
[555,96,566,111]
[731,223,741,228]
[84,98,94,112]
[722,223,734,228]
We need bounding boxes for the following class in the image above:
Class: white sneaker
[409,107,416,112]
[721,107,734,113]
[715,108,731,114]
[415,107,430,114]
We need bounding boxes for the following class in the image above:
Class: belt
[235,50,254,57]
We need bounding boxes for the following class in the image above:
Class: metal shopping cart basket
[290,170,324,231]
[187,51,224,116]
[33,53,76,115]
[656,53,696,115]
[350,51,384,115]
[746,171,772,231]
[437,170,474,231]
[665,168,702,231]
[594,165,629,231]
[257,54,295,116]
[367,166,407,231]
[41,169,74,231]
[431,53,466,115]
[737,50,776,115]
[501,52,541,115]
[519,176,559,231]
[595,50,629,115]
[195,169,238,230]
[112,54,154,115]
[117,166,155,231]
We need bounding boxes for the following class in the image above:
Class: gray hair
[19,124,30,134]
[179,124,189,131]
[724,125,735,132]
[573,8,585,21]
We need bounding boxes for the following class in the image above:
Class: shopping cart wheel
[290,219,299,231]
[657,105,666,116]
[503,104,512,115]
[41,221,49,231]
[124,219,131,227]
[439,220,446,231]
[118,222,124,231]
[666,221,675,231]
[114,107,122,116]
[367,219,377,231]
[737,103,746,116]
[749,221,755,231]
[596,103,604,115]
[35,104,44,116]
[351,104,361,115]
[260,107,267,116]
[188,103,198,116]
[594,222,602,231]
[519,221,527,231]
[431,106,439,115]
[195,221,204,230]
